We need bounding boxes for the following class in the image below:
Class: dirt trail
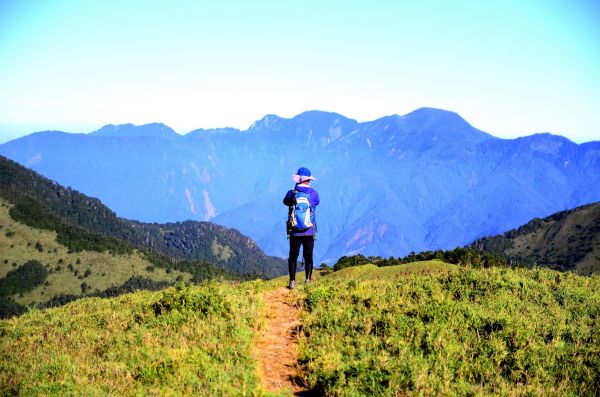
[257,287,305,394]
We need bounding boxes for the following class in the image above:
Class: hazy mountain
[1,108,599,263]
[469,202,600,274]
[91,122,179,138]
[0,155,286,277]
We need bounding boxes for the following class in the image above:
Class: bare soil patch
[256,287,305,394]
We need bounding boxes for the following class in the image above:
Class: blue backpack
[287,190,314,233]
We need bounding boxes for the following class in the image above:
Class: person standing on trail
[283,167,320,289]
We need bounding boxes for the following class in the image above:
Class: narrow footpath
[256,287,305,395]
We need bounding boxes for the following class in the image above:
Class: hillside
[1,108,599,263]
[469,202,600,274]
[0,196,248,317]
[0,155,286,277]
[1,261,598,395]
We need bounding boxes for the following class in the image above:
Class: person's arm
[283,190,294,206]
[311,190,320,207]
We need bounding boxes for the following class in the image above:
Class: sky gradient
[0,0,599,143]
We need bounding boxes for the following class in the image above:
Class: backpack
[287,189,314,234]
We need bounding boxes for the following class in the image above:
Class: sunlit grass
[325,260,457,281]
[1,252,598,395]
[0,282,261,396]
[298,263,600,396]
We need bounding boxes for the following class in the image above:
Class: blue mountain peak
[401,107,492,142]
[292,110,353,123]
[248,114,283,131]
[92,123,178,138]
[185,127,240,138]
[404,107,468,125]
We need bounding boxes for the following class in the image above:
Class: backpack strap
[287,189,299,239]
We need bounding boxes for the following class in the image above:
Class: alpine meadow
[1,261,598,395]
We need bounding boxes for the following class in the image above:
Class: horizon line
[1,106,598,145]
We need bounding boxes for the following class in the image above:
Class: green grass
[325,260,457,281]
[298,264,600,396]
[1,256,598,395]
[0,199,191,306]
[0,282,261,396]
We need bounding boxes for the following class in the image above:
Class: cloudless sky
[0,0,599,143]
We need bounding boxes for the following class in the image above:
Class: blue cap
[292,167,316,183]
[297,167,312,177]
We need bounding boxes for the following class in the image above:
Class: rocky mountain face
[1,108,599,263]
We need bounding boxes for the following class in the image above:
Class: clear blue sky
[0,0,599,143]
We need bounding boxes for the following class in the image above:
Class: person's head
[292,167,316,185]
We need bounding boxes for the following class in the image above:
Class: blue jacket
[283,184,320,236]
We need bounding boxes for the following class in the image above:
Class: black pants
[288,235,314,281]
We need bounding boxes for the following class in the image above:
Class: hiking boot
[288,280,296,289]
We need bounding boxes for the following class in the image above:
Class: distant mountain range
[0,155,286,277]
[1,108,599,263]
[469,201,600,274]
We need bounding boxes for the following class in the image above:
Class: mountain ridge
[1,108,598,263]
[16,108,594,144]
[92,122,178,138]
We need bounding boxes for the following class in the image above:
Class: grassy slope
[325,260,457,281]
[0,282,262,396]
[1,260,598,396]
[298,263,600,396]
[506,202,600,274]
[470,202,600,275]
[0,199,191,306]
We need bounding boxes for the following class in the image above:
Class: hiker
[283,167,320,289]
